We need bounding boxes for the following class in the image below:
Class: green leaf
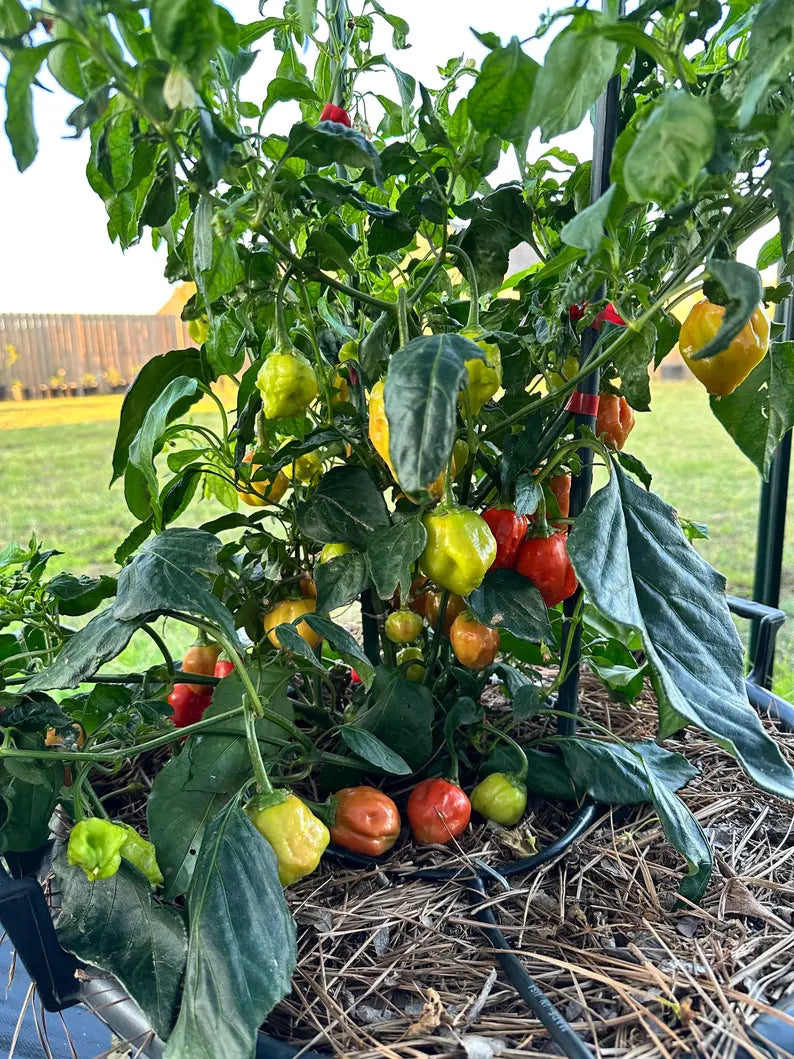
[366,518,427,602]
[622,92,715,206]
[205,311,246,377]
[302,613,375,686]
[613,321,656,412]
[162,802,296,1059]
[46,573,117,616]
[483,745,577,801]
[417,83,449,147]
[23,608,145,692]
[113,529,240,647]
[128,376,200,522]
[561,185,624,255]
[384,333,484,495]
[112,349,206,483]
[54,854,187,1038]
[0,760,64,852]
[314,551,370,613]
[649,777,713,903]
[468,570,552,642]
[262,76,320,116]
[768,146,794,270]
[567,463,794,800]
[528,26,617,141]
[285,121,383,187]
[710,341,794,479]
[0,0,30,35]
[757,232,782,271]
[296,466,390,547]
[358,667,434,770]
[514,475,542,517]
[150,0,222,74]
[690,260,763,362]
[738,0,794,128]
[4,44,54,171]
[340,726,412,775]
[467,37,538,144]
[274,622,324,669]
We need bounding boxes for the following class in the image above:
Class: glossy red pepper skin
[596,394,635,449]
[168,684,212,728]
[515,533,578,607]
[330,787,401,856]
[406,778,471,845]
[481,507,528,570]
[548,474,571,520]
[593,303,626,330]
[320,102,351,126]
[568,302,587,322]
[213,659,235,679]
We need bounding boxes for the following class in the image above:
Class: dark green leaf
[54,854,186,1038]
[768,147,794,270]
[468,570,552,642]
[561,185,623,255]
[613,321,656,411]
[514,475,542,517]
[484,746,577,801]
[205,311,246,377]
[296,466,390,547]
[112,349,206,482]
[358,667,434,770]
[4,44,54,171]
[366,518,427,601]
[384,333,483,494]
[286,120,383,187]
[568,464,794,799]
[46,573,117,616]
[560,739,698,806]
[528,27,617,141]
[23,608,145,691]
[710,341,794,479]
[0,760,64,852]
[162,803,296,1059]
[623,92,715,206]
[468,37,538,144]
[315,552,369,613]
[129,376,200,520]
[690,260,763,362]
[301,614,375,686]
[340,726,412,775]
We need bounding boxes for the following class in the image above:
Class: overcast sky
[0,1,773,314]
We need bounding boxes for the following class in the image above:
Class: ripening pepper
[679,298,770,396]
[67,818,163,886]
[397,646,426,681]
[548,473,571,519]
[470,772,527,827]
[460,327,502,414]
[596,394,635,450]
[246,792,329,885]
[264,598,322,650]
[420,506,497,597]
[368,379,397,477]
[407,778,471,845]
[330,786,401,856]
[187,316,209,344]
[515,532,577,607]
[300,572,318,599]
[318,542,353,563]
[168,683,213,727]
[481,507,528,570]
[549,354,580,389]
[283,450,323,484]
[320,102,351,127]
[385,608,424,644]
[425,590,466,634]
[214,658,235,679]
[449,612,499,670]
[257,349,319,419]
[239,451,289,508]
[182,639,221,694]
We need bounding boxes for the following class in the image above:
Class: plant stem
[141,624,174,675]
[447,245,479,330]
[424,590,449,685]
[244,696,274,795]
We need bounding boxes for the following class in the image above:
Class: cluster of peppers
[167,641,235,727]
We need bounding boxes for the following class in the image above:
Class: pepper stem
[275,267,295,351]
[448,245,480,332]
[397,286,409,347]
[244,695,274,795]
[486,724,529,784]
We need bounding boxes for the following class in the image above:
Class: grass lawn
[1,381,792,693]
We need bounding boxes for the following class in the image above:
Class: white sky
[0,1,774,314]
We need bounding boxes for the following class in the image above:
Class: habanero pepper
[679,298,770,396]
[238,451,289,508]
[396,646,426,681]
[319,102,351,127]
[246,792,329,886]
[470,772,527,827]
[459,327,502,414]
[420,506,496,597]
[168,683,213,728]
[214,658,235,679]
[368,380,449,498]
[515,532,578,608]
[449,613,499,671]
[596,394,635,450]
[67,818,163,886]
[182,639,221,694]
[481,507,527,570]
[329,786,401,856]
[407,777,471,845]
[264,598,323,650]
[384,608,424,644]
[256,347,318,419]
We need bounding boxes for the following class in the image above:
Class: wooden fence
[0,314,193,398]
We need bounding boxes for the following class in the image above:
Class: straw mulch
[269,674,794,1059]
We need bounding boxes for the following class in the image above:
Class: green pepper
[256,348,318,419]
[460,327,502,414]
[420,505,497,597]
[67,818,163,886]
[470,772,527,826]
[119,824,164,886]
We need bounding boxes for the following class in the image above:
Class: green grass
[1,381,792,693]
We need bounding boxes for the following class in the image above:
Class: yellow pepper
[246,793,329,886]
[460,327,502,414]
[679,299,770,396]
[420,505,497,597]
[238,451,289,508]
[257,348,318,418]
[282,450,323,484]
[263,598,323,649]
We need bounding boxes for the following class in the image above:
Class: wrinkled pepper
[515,532,578,607]
[460,327,502,414]
[596,394,635,450]
[385,608,424,644]
[246,792,329,885]
[330,786,401,856]
[481,507,528,569]
[679,298,769,396]
[420,506,496,597]
[470,772,527,827]
[449,612,499,670]
[239,451,289,508]
[67,818,163,886]
[257,348,318,419]
[264,598,322,649]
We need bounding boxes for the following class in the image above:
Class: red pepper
[515,533,578,607]
[406,778,471,845]
[349,668,362,686]
[213,659,235,679]
[330,787,401,856]
[320,103,351,127]
[593,303,626,330]
[481,507,528,570]
[568,302,588,322]
[548,473,571,520]
[168,684,213,728]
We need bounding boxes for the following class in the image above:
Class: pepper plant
[3,1,794,1055]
